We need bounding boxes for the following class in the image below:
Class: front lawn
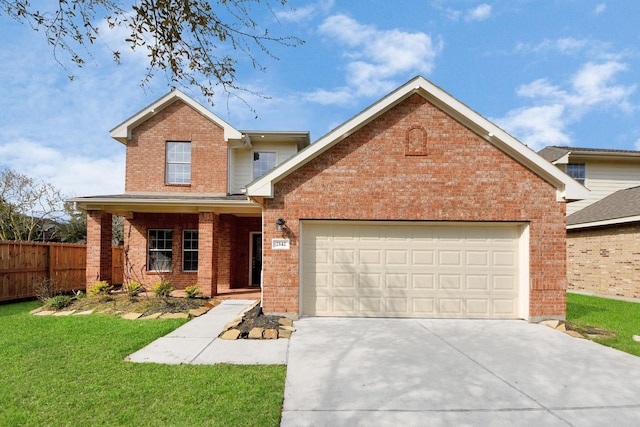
[567,292,640,357]
[0,301,286,426]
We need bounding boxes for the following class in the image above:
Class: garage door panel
[386,298,409,314]
[412,298,436,314]
[466,299,489,316]
[302,222,521,318]
[493,275,516,291]
[439,274,462,290]
[412,274,435,289]
[494,299,517,315]
[439,250,462,266]
[386,273,409,289]
[412,250,435,265]
[466,275,489,290]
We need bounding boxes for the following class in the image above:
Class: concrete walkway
[282,317,640,426]
[127,299,289,365]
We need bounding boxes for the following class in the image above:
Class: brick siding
[262,94,568,319]
[86,210,113,286]
[119,212,259,294]
[568,224,640,298]
[125,100,228,194]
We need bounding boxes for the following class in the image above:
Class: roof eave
[246,76,588,202]
[109,90,243,145]
[567,215,640,230]
[69,195,261,215]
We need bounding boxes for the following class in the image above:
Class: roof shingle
[567,186,640,226]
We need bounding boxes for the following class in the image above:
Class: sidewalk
[126,299,289,365]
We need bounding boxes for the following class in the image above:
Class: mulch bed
[234,304,284,335]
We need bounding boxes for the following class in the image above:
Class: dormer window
[166,141,191,184]
[253,152,276,179]
[566,163,586,186]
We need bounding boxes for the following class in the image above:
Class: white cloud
[594,3,606,14]
[465,4,492,22]
[309,14,441,104]
[276,0,335,22]
[0,139,125,197]
[496,61,636,150]
[497,104,570,148]
[515,37,598,57]
[635,139,640,151]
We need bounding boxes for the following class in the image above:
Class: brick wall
[86,210,112,286]
[122,212,260,293]
[123,213,200,289]
[568,224,640,298]
[262,94,567,319]
[125,100,228,194]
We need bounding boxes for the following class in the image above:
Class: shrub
[33,277,58,303]
[153,281,174,298]
[89,281,113,296]
[43,295,73,310]
[124,281,144,299]
[185,285,201,299]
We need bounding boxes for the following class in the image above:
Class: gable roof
[246,76,588,202]
[538,146,640,164]
[110,89,244,144]
[567,186,640,229]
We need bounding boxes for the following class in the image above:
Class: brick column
[217,214,236,291]
[197,212,219,297]
[86,210,113,290]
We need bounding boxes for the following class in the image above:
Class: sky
[1,0,639,199]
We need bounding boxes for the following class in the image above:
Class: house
[71,76,586,321]
[538,146,640,299]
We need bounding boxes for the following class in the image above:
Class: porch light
[276,218,286,232]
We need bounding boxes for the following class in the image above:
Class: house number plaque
[271,238,290,250]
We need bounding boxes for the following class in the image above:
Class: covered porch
[71,194,263,297]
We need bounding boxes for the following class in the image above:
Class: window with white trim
[183,230,198,272]
[253,152,276,179]
[566,163,586,186]
[148,229,172,271]
[166,141,191,184]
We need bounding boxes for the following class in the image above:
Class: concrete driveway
[282,318,640,426]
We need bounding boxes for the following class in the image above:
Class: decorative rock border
[218,301,295,340]
[28,300,217,320]
[540,319,585,338]
[540,319,618,340]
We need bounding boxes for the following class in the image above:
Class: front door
[250,232,262,287]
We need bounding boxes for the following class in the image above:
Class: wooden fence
[0,241,124,302]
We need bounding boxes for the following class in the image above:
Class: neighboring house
[71,76,586,321]
[538,146,640,215]
[539,146,640,299]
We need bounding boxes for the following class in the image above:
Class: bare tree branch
[0,0,303,109]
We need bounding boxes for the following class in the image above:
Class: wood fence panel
[0,241,124,302]
[50,244,87,293]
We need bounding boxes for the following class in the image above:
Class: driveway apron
[282,318,640,426]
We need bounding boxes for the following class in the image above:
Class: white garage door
[301,221,525,319]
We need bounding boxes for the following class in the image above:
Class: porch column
[216,214,236,291]
[198,212,219,297]
[86,210,113,289]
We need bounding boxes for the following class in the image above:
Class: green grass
[567,292,640,357]
[0,301,286,426]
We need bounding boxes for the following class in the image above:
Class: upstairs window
[166,142,191,184]
[148,229,172,272]
[253,152,276,179]
[183,230,199,272]
[566,163,586,186]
